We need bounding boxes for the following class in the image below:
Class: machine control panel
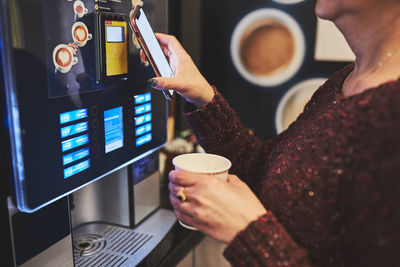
[2,0,169,212]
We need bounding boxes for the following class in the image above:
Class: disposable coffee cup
[231,8,305,87]
[172,153,232,230]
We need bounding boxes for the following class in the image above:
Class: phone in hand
[129,7,174,100]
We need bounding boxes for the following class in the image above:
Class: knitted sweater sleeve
[223,212,314,266]
[183,88,282,195]
[183,89,315,266]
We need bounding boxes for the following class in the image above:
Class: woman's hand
[169,170,267,243]
[148,33,215,108]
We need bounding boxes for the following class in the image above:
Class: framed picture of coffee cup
[200,0,351,139]
[230,8,305,87]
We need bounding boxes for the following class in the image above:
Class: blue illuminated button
[135,103,152,116]
[136,133,152,147]
[60,109,88,124]
[135,113,152,126]
[134,93,151,105]
[64,159,90,179]
[135,123,152,136]
[61,134,89,152]
[63,147,90,166]
[60,122,88,138]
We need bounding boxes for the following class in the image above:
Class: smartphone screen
[134,10,174,97]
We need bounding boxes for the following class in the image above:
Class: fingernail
[147,78,158,88]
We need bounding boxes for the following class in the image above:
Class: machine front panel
[4,0,168,212]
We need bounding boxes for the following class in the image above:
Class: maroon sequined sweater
[183,64,400,266]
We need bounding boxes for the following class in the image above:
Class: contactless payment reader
[96,13,129,82]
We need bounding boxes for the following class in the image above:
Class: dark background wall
[174,0,350,140]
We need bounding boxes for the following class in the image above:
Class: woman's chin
[315,1,338,21]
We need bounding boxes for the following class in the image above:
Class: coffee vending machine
[0,0,177,266]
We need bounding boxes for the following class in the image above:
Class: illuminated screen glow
[135,113,152,126]
[62,134,89,152]
[135,11,174,96]
[136,133,152,147]
[136,123,152,136]
[64,159,90,179]
[135,103,152,116]
[59,109,87,124]
[63,147,90,166]
[106,26,124,43]
[60,121,88,138]
[104,107,124,153]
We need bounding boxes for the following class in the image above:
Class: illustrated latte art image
[75,5,83,14]
[56,48,72,67]
[74,26,87,42]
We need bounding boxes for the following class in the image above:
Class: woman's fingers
[168,170,199,186]
[155,33,184,54]
[147,76,182,91]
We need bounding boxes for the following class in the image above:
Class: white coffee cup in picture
[231,8,305,87]
[275,78,327,134]
[172,153,232,230]
[272,0,304,5]
[73,0,88,18]
[52,44,78,73]
[72,22,92,47]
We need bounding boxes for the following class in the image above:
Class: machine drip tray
[72,209,176,267]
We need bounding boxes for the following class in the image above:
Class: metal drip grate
[73,234,107,257]
[72,210,176,267]
[73,224,153,267]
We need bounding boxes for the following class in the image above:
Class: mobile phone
[129,7,174,100]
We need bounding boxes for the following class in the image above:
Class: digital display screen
[60,122,88,138]
[104,107,124,153]
[136,123,152,136]
[135,103,152,116]
[62,134,89,152]
[106,25,124,43]
[60,109,88,124]
[135,11,174,96]
[134,93,151,105]
[63,147,90,166]
[136,133,152,147]
[64,159,90,179]
[135,113,152,126]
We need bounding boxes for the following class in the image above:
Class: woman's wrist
[192,84,215,108]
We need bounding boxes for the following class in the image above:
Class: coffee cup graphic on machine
[73,0,88,18]
[72,22,92,47]
[52,44,78,73]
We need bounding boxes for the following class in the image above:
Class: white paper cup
[231,8,305,87]
[172,153,232,230]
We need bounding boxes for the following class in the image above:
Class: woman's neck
[333,4,400,96]
[335,6,400,73]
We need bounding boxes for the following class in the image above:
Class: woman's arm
[150,33,283,194]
